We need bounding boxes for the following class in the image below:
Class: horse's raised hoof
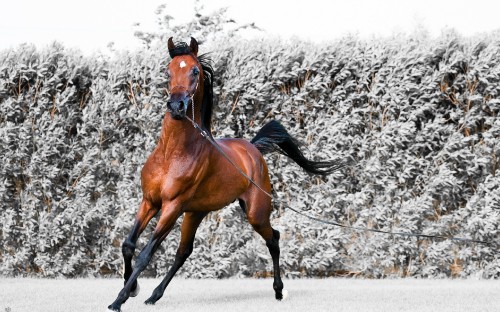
[107,303,121,312]
[130,282,140,297]
[144,297,156,305]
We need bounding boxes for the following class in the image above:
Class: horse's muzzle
[167,92,190,120]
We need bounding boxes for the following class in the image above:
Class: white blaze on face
[179,61,187,68]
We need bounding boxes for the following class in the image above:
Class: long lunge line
[187,117,498,249]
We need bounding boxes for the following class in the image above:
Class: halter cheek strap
[190,80,199,122]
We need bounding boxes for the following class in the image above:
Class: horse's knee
[122,240,135,259]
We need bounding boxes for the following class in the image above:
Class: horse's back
[216,137,262,160]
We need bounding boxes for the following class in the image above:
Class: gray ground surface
[0,278,498,312]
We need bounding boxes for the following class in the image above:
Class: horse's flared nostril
[167,92,189,118]
[167,100,183,112]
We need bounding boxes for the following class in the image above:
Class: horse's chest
[141,156,203,204]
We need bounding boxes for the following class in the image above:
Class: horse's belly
[185,197,237,212]
[186,174,248,212]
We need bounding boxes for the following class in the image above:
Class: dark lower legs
[144,242,193,305]
[122,228,140,296]
[248,216,284,300]
[121,200,158,297]
[108,203,181,312]
[145,212,207,305]
[266,228,284,300]
[111,194,282,311]
[109,237,158,311]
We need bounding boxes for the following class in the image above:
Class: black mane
[197,54,215,136]
[169,42,214,136]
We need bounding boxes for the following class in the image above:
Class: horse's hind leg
[122,199,158,297]
[266,228,284,300]
[243,195,284,300]
[145,211,207,305]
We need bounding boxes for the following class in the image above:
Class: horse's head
[166,37,203,120]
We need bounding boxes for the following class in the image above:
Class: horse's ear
[190,37,198,56]
[168,37,175,54]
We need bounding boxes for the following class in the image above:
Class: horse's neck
[157,114,202,154]
[158,90,205,154]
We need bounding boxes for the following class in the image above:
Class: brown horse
[108,37,342,311]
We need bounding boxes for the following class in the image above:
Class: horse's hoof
[145,291,162,305]
[107,304,121,312]
[130,282,140,297]
[274,289,288,301]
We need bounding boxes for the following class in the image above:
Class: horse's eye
[192,67,200,76]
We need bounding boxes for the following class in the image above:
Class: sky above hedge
[1,0,500,55]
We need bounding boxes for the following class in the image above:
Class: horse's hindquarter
[187,138,268,212]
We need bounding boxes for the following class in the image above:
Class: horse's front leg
[121,199,158,297]
[145,211,208,305]
[109,201,183,312]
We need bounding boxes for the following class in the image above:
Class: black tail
[250,120,344,175]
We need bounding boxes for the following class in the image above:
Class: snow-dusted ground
[0,278,498,312]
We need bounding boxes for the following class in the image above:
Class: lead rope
[185,115,498,248]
